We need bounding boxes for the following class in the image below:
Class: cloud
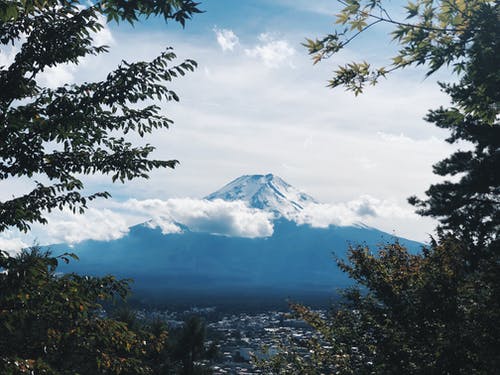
[294,195,417,228]
[0,47,17,67]
[0,23,450,244]
[0,193,429,250]
[92,12,114,47]
[43,208,130,244]
[0,205,136,252]
[0,207,132,251]
[38,63,78,88]
[245,33,295,68]
[213,27,240,51]
[0,233,29,255]
[124,198,274,238]
[355,200,377,217]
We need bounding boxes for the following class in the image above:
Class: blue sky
[0,0,458,250]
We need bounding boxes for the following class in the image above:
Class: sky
[0,0,461,251]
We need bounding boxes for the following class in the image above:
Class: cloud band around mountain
[124,198,274,238]
[0,194,420,253]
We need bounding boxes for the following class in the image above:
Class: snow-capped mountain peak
[205,174,317,218]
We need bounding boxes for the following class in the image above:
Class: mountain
[57,174,423,307]
[205,173,317,218]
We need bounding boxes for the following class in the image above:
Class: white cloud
[92,12,114,47]
[213,27,240,51]
[0,206,134,251]
[0,233,29,255]
[0,21,453,244]
[294,195,416,228]
[245,33,295,68]
[38,63,78,88]
[44,208,130,244]
[0,47,17,67]
[0,208,131,249]
[124,198,274,238]
[0,192,433,249]
[144,219,183,234]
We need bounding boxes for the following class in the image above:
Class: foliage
[0,248,170,374]
[260,1,499,374]
[0,0,201,232]
[259,239,500,374]
[303,2,499,247]
[304,0,495,95]
[408,5,499,251]
[168,316,216,375]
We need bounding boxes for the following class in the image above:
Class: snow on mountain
[205,174,317,219]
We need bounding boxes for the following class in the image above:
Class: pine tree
[260,1,499,373]
[409,4,499,252]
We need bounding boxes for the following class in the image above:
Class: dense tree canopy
[0,248,171,374]
[260,238,500,374]
[0,0,201,233]
[0,248,218,374]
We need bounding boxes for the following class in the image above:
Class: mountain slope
[57,219,422,297]
[56,174,424,305]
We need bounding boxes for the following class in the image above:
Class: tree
[304,0,495,94]
[305,0,499,301]
[169,316,215,375]
[0,1,204,373]
[0,248,170,374]
[0,0,201,233]
[0,248,221,374]
[259,239,500,374]
[408,5,499,252]
[304,0,499,248]
[260,1,499,373]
